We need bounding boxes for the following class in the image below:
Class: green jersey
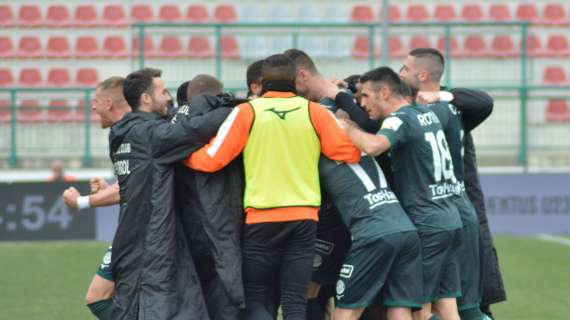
[319,155,416,247]
[377,104,462,233]
[430,102,478,225]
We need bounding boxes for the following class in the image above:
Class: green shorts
[420,229,462,303]
[457,222,482,310]
[95,246,113,281]
[335,231,423,310]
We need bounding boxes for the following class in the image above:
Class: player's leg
[457,222,486,320]
[433,230,462,320]
[86,247,114,320]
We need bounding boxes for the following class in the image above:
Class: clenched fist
[90,177,109,193]
[63,187,81,209]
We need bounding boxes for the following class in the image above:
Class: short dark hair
[283,49,318,74]
[176,81,190,106]
[360,67,409,97]
[187,74,223,103]
[123,68,162,111]
[261,54,296,84]
[409,48,445,82]
[247,60,264,87]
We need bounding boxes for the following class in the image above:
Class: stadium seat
[131,4,154,23]
[132,36,156,58]
[159,5,182,22]
[46,36,71,58]
[489,4,511,21]
[187,5,209,23]
[542,4,570,25]
[409,36,431,50]
[0,99,10,122]
[380,5,401,22]
[351,5,374,22]
[543,66,568,85]
[102,5,127,26]
[17,5,42,27]
[221,36,240,58]
[545,35,570,56]
[352,36,371,59]
[46,5,70,27]
[18,36,43,58]
[75,36,100,58]
[18,99,44,122]
[524,34,543,56]
[0,37,15,58]
[463,35,487,57]
[491,35,518,57]
[436,36,460,57]
[73,5,98,27]
[47,68,71,87]
[188,37,213,58]
[516,4,539,23]
[434,5,457,21]
[47,99,73,122]
[545,100,570,122]
[158,36,184,58]
[0,5,14,27]
[214,5,237,23]
[389,36,405,58]
[0,68,14,87]
[102,36,128,58]
[461,5,484,22]
[406,5,429,22]
[76,68,99,87]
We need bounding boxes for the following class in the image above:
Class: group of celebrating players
[62,47,506,320]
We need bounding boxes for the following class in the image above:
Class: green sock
[87,299,113,320]
[459,307,486,320]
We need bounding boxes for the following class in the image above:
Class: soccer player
[246,59,264,99]
[185,54,360,320]
[400,48,494,320]
[186,74,224,103]
[341,67,463,320]
[319,154,422,320]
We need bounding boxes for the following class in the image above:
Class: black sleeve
[449,88,494,132]
[334,91,381,133]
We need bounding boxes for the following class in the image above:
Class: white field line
[536,234,570,246]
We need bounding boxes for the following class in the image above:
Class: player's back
[318,155,415,247]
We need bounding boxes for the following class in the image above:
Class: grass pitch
[0,236,568,319]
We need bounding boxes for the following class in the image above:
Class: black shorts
[457,222,482,310]
[335,231,423,310]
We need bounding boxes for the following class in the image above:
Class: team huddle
[62,48,506,320]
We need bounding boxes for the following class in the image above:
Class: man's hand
[339,118,358,130]
[90,177,109,193]
[416,91,441,105]
[63,187,82,210]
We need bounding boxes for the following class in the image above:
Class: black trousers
[242,220,317,320]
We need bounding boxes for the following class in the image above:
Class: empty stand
[545,35,570,56]
[18,99,43,122]
[102,4,127,26]
[131,4,153,23]
[516,4,539,23]
[75,36,100,58]
[0,99,10,122]
[17,5,42,27]
[187,5,209,23]
[132,37,156,58]
[389,36,405,58]
[351,5,374,22]
[379,5,401,22]
[214,5,237,23]
[188,37,213,57]
[102,36,128,58]
[546,100,570,122]
[73,5,98,27]
[159,5,182,22]
[47,68,71,87]
[461,5,484,22]
[46,5,71,27]
[524,34,543,56]
[463,35,487,57]
[543,67,568,85]
[0,68,14,87]
[352,36,371,59]
[437,36,460,57]
[543,4,570,25]
[76,68,99,87]
[406,5,429,22]
[434,5,457,21]
[158,36,185,58]
[409,36,431,50]
[18,36,43,58]
[489,4,511,21]
[46,36,71,58]
[47,99,73,122]
[0,5,14,27]
[491,35,517,57]
[0,37,15,58]
[221,36,240,58]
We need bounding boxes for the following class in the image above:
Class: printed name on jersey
[339,264,354,278]
[429,181,462,200]
[115,143,131,155]
[417,111,441,127]
[315,239,335,255]
[113,160,130,176]
[363,189,399,209]
[381,116,403,131]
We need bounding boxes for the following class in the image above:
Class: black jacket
[108,106,231,320]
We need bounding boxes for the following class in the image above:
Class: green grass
[0,236,568,319]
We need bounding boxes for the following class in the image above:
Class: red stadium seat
[463,35,487,57]
[352,36,370,59]
[102,36,128,58]
[102,5,127,26]
[489,4,511,21]
[0,5,14,27]
[18,99,44,123]
[158,36,184,58]
[17,5,42,27]
[188,37,213,58]
[436,36,460,57]
[546,100,570,122]
[0,36,15,58]
[221,36,240,58]
[46,5,71,27]
[187,5,209,23]
[0,68,14,87]
[46,36,71,58]
[18,36,43,58]
[74,5,98,27]
[523,34,543,56]
[47,99,73,122]
[0,99,10,122]
[406,5,429,22]
[491,35,517,57]
[351,5,374,22]
[76,68,99,87]
[434,5,457,21]
[409,36,431,50]
[543,4,570,25]
[159,5,182,22]
[516,4,539,23]
[543,66,568,85]
[131,4,154,23]
[47,68,71,87]
[545,35,570,56]
[389,36,405,57]
[132,36,156,58]
[75,36,100,58]
[379,5,401,22]
[214,5,237,23]
[461,5,484,22]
